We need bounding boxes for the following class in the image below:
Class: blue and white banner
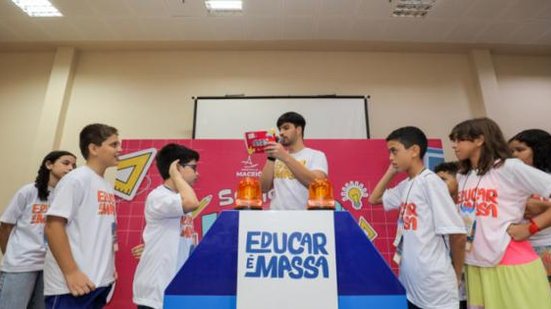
[237,211,338,309]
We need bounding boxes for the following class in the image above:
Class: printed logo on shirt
[97,190,116,216]
[30,203,48,224]
[458,188,498,218]
[399,202,418,231]
[180,214,195,239]
[274,160,306,180]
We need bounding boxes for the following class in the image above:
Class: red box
[244,130,278,154]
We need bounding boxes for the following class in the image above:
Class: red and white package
[244,129,278,154]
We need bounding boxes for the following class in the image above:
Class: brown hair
[79,123,118,159]
[449,118,511,175]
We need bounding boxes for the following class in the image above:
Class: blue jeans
[45,285,112,309]
[0,270,45,309]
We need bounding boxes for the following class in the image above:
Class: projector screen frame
[191,95,370,139]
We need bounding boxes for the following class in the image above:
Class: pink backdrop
[108,139,444,308]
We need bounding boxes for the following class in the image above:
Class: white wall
[493,55,551,139]
[1,48,550,215]
[60,50,481,154]
[0,51,55,212]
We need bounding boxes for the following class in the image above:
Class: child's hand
[131,243,145,260]
[524,198,547,219]
[169,159,182,179]
[65,270,96,296]
[507,223,531,241]
[386,164,399,176]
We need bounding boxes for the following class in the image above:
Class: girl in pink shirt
[450,118,551,309]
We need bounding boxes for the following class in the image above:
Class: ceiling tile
[315,17,354,39]
[282,16,315,39]
[245,17,282,40]
[474,22,522,43]
[245,0,283,16]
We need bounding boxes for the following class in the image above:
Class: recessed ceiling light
[205,0,243,12]
[11,0,62,17]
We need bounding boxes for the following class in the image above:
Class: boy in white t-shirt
[133,143,200,309]
[369,126,466,309]
[434,161,467,309]
[260,112,328,210]
[44,123,121,308]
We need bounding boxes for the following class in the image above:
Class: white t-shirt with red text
[1,184,50,272]
[383,169,466,309]
[133,185,194,309]
[43,166,117,296]
[457,159,551,267]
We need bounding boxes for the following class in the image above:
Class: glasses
[181,163,198,172]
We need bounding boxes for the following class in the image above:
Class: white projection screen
[193,96,370,139]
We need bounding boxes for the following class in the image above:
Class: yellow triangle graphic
[114,148,156,200]
[359,216,378,241]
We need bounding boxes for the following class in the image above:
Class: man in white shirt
[260,112,328,210]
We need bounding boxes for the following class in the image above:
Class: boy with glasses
[133,143,200,309]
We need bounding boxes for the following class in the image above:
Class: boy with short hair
[434,161,460,203]
[434,161,467,309]
[44,123,121,308]
[133,143,200,309]
[369,126,466,309]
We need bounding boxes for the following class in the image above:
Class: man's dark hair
[277,112,306,137]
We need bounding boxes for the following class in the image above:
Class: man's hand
[507,223,531,241]
[64,270,96,297]
[264,142,288,161]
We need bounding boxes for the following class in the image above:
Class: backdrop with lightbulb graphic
[107,138,444,308]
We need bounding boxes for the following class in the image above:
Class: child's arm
[525,198,551,219]
[0,223,14,254]
[0,187,29,254]
[509,208,551,241]
[169,160,199,213]
[260,160,275,193]
[45,216,96,296]
[449,234,466,284]
[505,160,551,240]
[368,165,398,205]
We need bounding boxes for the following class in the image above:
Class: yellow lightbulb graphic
[347,187,363,209]
[341,181,369,210]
